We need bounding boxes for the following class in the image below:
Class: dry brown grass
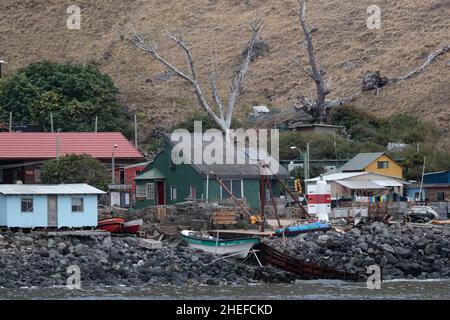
[0,0,449,144]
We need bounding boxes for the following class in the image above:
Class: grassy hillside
[0,0,449,145]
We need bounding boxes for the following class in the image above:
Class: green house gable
[134,138,288,211]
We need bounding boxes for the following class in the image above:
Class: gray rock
[424,244,435,255]
[381,244,395,253]
[350,228,361,237]
[47,239,56,248]
[39,247,49,257]
[102,237,113,247]
[386,253,399,264]
[394,246,411,258]
[357,242,369,252]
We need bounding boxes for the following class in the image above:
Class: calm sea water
[0,280,449,300]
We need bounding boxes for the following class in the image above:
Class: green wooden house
[134,134,289,211]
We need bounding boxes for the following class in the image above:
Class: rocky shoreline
[0,232,294,289]
[267,222,450,280]
[0,221,449,288]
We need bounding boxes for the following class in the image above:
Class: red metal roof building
[0,132,143,184]
[0,132,142,160]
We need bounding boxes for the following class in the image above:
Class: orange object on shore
[431,220,450,225]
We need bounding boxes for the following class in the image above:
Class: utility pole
[56,129,61,160]
[111,144,118,185]
[50,113,54,133]
[419,156,427,202]
[95,116,98,133]
[134,114,138,149]
[9,112,12,132]
[304,143,310,195]
[0,60,6,78]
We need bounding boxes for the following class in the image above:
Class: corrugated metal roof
[338,152,385,171]
[0,184,106,195]
[162,133,289,179]
[336,180,384,189]
[135,168,165,180]
[307,172,368,182]
[372,179,404,187]
[0,132,143,160]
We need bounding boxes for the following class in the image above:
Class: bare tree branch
[391,45,450,82]
[225,19,262,128]
[133,21,262,132]
[290,0,331,122]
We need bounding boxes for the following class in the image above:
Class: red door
[157,181,165,205]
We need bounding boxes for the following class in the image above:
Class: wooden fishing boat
[181,230,260,259]
[122,219,143,234]
[275,221,331,237]
[97,217,124,233]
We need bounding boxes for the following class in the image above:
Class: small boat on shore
[97,217,125,233]
[275,221,331,237]
[181,230,260,259]
[122,219,143,234]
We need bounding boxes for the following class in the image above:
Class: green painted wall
[135,142,286,211]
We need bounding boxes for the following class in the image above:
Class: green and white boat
[181,230,260,259]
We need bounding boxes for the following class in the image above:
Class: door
[157,181,165,205]
[190,185,197,200]
[47,195,58,227]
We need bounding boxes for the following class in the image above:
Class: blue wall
[0,194,98,228]
[0,195,7,226]
[6,195,48,228]
[406,187,426,201]
[424,172,450,184]
[57,195,98,228]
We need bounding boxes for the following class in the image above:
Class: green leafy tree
[0,61,132,136]
[41,154,109,190]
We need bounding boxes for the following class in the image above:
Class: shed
[0,184,105,229]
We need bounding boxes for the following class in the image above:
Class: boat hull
[97,218,124,234]
[275,222,331,237]
[181,231,260,259]
[122,219,143,234]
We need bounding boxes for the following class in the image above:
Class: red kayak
[97,218,125,233]
[122,219,143,234]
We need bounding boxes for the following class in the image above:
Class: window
[231,180,242,198]
[377,161,389,169]
[71,197,84,212]
[21,197,33,213]
[171,186,177,201]
[34,169,42,183]
[147,183,155,200]
[221,179,243,199]
[437,192,445,201]
[120,169,125,184]
[136,184,146,198]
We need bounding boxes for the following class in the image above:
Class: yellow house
[337,152,403,179]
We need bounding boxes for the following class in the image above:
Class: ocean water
[0,279,449,300]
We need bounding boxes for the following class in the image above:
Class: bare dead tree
[289,0,449,121]
[133,20,262,133]
[288,0,331,122]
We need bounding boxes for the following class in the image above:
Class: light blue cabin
[0,184,105,229]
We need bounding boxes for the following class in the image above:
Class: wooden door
[47,195,58,227]
[157,181,165,205]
